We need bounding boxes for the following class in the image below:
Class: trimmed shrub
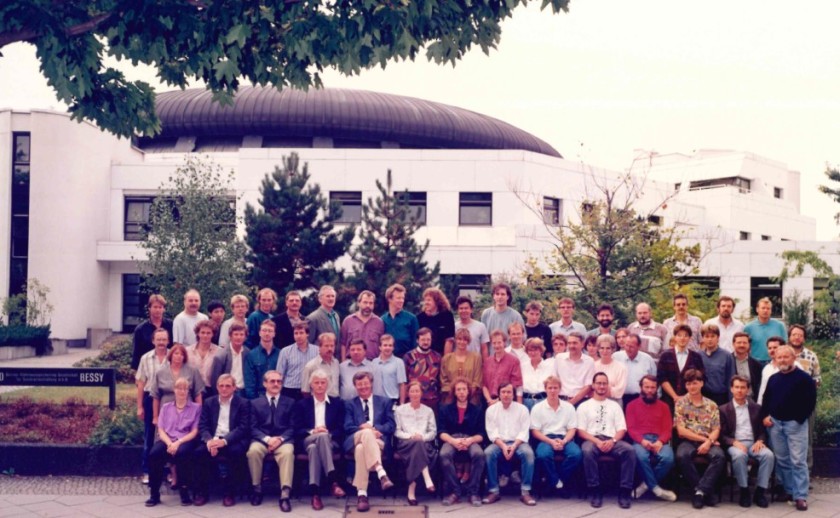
[89,397,143,446]
[74,336,134,383]
[0,325,52,355]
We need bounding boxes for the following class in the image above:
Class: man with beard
[628,302,668,358]
[404,328,443,412]
[625,375,677,502]
[340,290,385,361]
[273,290,304,349]
[761,345,817,511]
[587,303,616,338]
[788,324,821,474]
[704,296,744,353]
[577,372,636,509]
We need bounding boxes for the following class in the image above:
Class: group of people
[132,283,821,512]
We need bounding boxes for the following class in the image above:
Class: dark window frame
[543,196,561,225]
[330,191,363,224]
[459,192,492,226]
[395,191,427,226]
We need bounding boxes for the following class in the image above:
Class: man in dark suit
[732,332,762,400]
[721,375,774,508]
[344,371,395,512]
[246,370,296,512]
[193,374,250,507]
[294,370,346,510]
[208,323,250,397]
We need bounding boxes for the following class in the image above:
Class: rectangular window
[543,196,561,225]
[689,176,751,193]
[774,187,783,199]
[751,277,782,318]
[459,192,492,226]
[395,191,427,225]
[739,231,751,241]
[761,235,771,241]
[122,274,150,332]
[124,197,154,241]
[440,274,492,300]
[330,191,362,224]
[648,215,663,226]
[9,132,30,297]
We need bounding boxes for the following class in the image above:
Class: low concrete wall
[0,346,37,361]
[0,444,142,476]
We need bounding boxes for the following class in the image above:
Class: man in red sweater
[625,375,677,501]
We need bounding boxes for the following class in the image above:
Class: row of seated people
[144,342,816,513]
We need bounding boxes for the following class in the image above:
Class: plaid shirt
[796,347,821,383]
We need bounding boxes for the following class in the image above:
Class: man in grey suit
[306,285,341,342]
[209,323,250,396]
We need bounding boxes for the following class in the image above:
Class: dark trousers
[149,439,197,494]
[440,441,485,497]
[676,440,725,494]
[192,441,247,497]
[141,393,154,473]
[581,439,636,490]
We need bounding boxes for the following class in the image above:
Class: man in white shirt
[555,332,594,406]
[454,296,490,358]
[505,322,528,362]
[530,376,582,493]
[173,289,208,347]
[613,334,657,407]
[549,297,587,337]
[704,295,744,353]
[577,372,636,509]
[627,302,668,358]
[301,332,341,398]
[482,383,536,506]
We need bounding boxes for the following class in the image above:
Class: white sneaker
[652,486,677,502]
[499,474,509,488]
[555,479,564,490]
[141,474,149,485]
[634,482,648,499]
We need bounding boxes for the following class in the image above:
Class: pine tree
[347,170,440,313]
[244,153,355,298]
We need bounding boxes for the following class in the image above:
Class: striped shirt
[136,350,168,393]
[276,343,320,389]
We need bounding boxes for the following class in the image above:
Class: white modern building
[1,86,835,346]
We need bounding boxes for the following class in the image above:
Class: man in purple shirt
[340,290,384,360]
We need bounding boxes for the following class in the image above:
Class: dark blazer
[293,395,345,449]
[250,393,295,444]
[272,313,295,350]
[719,399,767,447]
[735,354,763,400]
[198,394,250,451]
[207,345,251,396]
[343,395,395,452]
[438,402,485,442]
[657,348,704,404]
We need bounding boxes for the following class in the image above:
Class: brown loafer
[311,494,324,511]
[520,491,536,506]
[222,495,235,507]
[357,495,370,512]
[192,494,207,506]
[482,492,501,504]
[379,475,394,490]
[331,482,346,498]
[795,499,808,511]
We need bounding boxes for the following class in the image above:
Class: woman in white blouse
[520,338,554,411]
[395,381,438,505]
[594,334,628,406]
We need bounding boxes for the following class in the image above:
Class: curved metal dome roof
[146,86,561,157]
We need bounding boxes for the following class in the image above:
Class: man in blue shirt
[744,297,786,365]
[381,283,419,357]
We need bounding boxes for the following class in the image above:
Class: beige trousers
[352,429,385,490]
[246,440,295,489]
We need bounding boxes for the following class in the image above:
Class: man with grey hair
[294,369,347,510]
[302,332,341,398]
[627,302,668,358]
[340,290,385,360]
[307,285,341,342]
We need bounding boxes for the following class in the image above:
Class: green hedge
[0,325,51,355]
[73,336,135,384]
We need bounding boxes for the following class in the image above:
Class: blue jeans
[484,441,535,493]
[632,433,675,490]
[535,435,582,487]
[768,417,809,500]
[727,439,775,489]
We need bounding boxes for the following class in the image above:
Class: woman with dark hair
[417,287,455,355]
[657,324,704,409]
[149,343,205,424]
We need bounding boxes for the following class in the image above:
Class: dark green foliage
[0,325,51,356]
[74,336,134,383]
[346,170,440,314]
[0,0,570,138]
[88,397,143,446]
[811,340,840,447]
[244,153,354,306]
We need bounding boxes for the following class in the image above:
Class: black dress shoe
[250,491,263,506]
[691,492,704,509]
[357,495,370,512]
[279,498,292,512]
[703,492,718,507]
[179,488,193,506]
[145,494,160,507]
[754,487,769,508]
[739,488,751,508]
[590,489,603,508]
[618,489,631,509]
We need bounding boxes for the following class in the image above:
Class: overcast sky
[3,0,840,239]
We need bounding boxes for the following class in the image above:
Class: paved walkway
[1,476,839,518]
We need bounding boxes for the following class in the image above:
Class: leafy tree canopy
[136,156,248,310]
[0,0,569,138]
[244,152,354,303]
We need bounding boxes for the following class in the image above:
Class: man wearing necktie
[246,370,296,512]
[344,371,396,512]
[306,286,342,340]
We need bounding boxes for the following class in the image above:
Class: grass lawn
[0,383,136,405]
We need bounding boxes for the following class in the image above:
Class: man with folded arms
[720,375,774,508]
[193,374,249,507]
[246,370,296,512]
[294,370,346,510]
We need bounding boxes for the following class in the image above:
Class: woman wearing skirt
[395,381,438,505]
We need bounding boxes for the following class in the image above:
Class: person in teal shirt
[382,283,419,357]
[743,297,786,364]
